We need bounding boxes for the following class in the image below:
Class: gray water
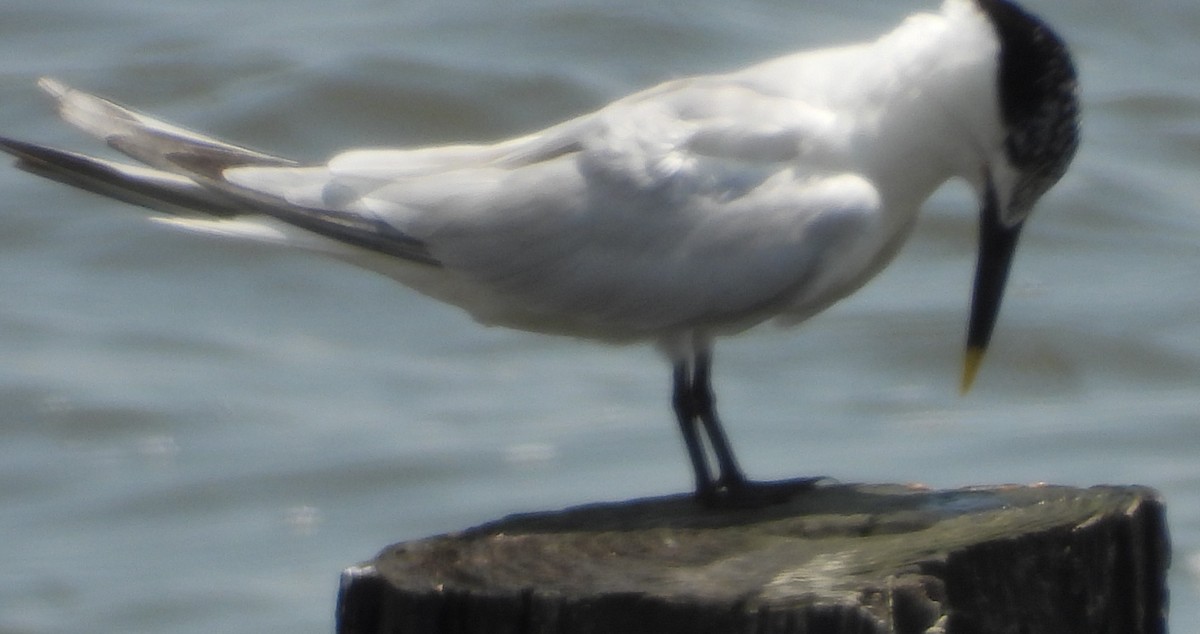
[1,1,1197,631]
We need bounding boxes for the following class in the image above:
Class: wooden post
[336,482,1169,634]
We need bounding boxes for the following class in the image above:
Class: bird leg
[672,362,714,495]
[673,351,823,507]
[672,352,749,505]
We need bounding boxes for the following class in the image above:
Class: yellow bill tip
[960,346,986,395]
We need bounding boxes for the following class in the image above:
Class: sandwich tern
[0,0,1079,506]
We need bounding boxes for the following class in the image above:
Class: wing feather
[25,78,439,265]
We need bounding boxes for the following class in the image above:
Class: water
[1,0,1197,631]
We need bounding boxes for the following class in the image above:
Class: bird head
[961,0,1080,392]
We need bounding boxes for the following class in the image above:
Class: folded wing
[3,76,880,339]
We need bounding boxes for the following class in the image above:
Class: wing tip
[0,135,70,175]
[38,76,69,100]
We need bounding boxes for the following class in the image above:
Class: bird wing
[223,76,881,336]
[10,76,881,338]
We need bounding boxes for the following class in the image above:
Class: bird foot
[696,476,831,510]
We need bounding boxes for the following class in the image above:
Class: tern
[1,0,1078,506]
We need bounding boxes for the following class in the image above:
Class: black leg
[672,351,749,504]
[671,349,820,508]
[691,350,748,493]
[672,360,715,500]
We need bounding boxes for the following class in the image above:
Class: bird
[0,0,1078,507]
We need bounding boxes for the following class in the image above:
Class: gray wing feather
[6,78,438,266]
[0,136,245,217]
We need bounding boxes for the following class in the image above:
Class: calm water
[1,1,1198,631]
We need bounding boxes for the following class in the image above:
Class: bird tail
[0,77,296,218]
[0,136,246,217]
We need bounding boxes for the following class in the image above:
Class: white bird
[1,0,1078,507]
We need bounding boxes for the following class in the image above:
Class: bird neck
[854,1,1005,213]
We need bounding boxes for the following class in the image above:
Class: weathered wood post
[336,482,1169,634]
